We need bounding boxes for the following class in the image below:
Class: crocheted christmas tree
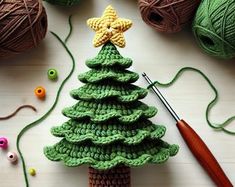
[44,5,179,187]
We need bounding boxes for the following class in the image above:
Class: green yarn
[62,100,157,123]
[70,83,148,102]
[51,119,166,145]
[78,68,139,83]
[193,0,235,59]
[65,15,73,43]
[16,18,75,187]
[45,0,80,6]
[44,139,178,170]
[148,67,235,135]
[44,42,179,170]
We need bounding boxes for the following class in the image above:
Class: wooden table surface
[0,0,235,186]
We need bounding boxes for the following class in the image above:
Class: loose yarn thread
[16,17,75,187]
[138,0,200,33]
[193,0,235,59]
[64,15,73,44]
[0,105,37,120]
[0,0,47,58]
[147,67,235,135]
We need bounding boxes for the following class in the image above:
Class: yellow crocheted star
[87,5,132,48]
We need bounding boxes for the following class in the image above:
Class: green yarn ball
[193,0,235,59]
[45,0,80,6]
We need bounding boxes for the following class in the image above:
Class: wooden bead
[7,152,18,163]
[34,86,46,99]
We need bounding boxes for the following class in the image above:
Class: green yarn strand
[16,28,75,187]
[147,67,235,135]
[65,15,73,44]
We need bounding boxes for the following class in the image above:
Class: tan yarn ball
[0,0,48,59]
[138,0,200,33]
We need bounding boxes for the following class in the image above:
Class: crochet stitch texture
[87,5,132,48]
[44,42,179,170]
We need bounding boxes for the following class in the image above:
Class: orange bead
[34,86,46,99]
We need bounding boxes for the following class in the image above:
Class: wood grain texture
[0,0,235,187]
[177,120,233,187]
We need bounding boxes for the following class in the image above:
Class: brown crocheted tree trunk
[88,166,131,187]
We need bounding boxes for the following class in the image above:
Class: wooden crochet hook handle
[142,73,233,186]
[177,120,233,187]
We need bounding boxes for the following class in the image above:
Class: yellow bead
[29,168,36,176]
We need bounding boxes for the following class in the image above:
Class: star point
[87,5,132,48]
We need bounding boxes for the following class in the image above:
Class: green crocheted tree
[44,42,179,184]
[44,6,179,187]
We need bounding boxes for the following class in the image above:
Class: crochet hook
[142,73,233,187]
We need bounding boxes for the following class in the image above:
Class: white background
[0,0,235,186]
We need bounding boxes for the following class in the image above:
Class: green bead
[47,69,58,80]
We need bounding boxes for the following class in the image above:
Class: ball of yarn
[138,0,200,33]
[45,0,80,6]
[193,0,235,59]
[0,0,47,59]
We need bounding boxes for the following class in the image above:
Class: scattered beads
[16,28,76,187]
[29,168,36,176]
[7,152,18,163]
[34,86,46,99]
[47,68,58,80]
[0,137,8,149]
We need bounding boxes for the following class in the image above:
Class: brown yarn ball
[0,0,48,59]
[138,0,200,33]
